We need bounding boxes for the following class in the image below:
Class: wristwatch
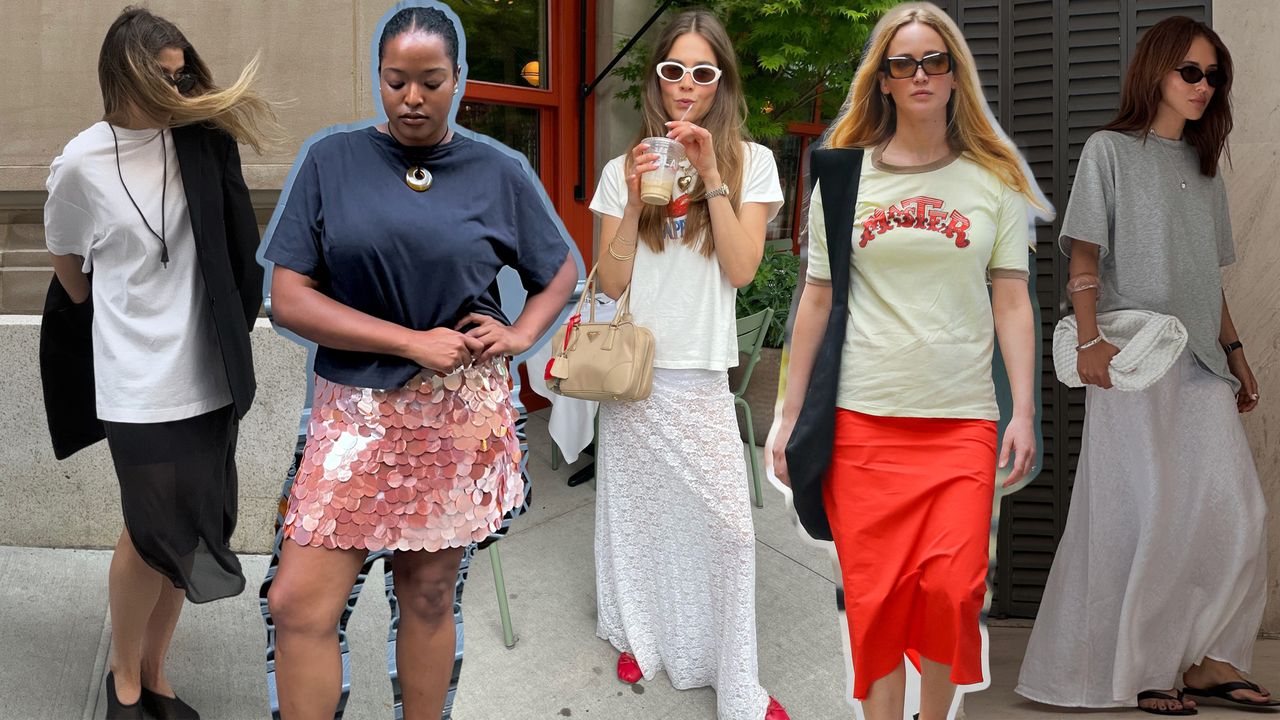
[704,183,730,200]
[1223,340,1244,355]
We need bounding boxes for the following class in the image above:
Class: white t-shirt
[44,122,231,423]
[589,142,784,371]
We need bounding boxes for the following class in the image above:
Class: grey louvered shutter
[995,0,1060,618]
[952,0,1002,114]
[944,0,1068,619]
[1134,1,1211,47]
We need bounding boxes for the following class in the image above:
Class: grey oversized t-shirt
[1060,130,1238,391]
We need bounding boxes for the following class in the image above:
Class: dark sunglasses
[1175,64,1228,88]
[882,52,953,80]
[162,70,197,95]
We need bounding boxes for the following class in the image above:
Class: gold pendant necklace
[1148,129,1188,191]
[405,166,432,192]
[676,161,695,192]
[390,123,450,192]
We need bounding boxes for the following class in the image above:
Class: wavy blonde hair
[827,1,1050,216]
[628,9,748,257]
[99,6,281,154]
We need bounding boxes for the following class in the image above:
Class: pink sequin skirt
[283,360,523,553]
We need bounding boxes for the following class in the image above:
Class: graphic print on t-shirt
[860,195,972,248]
[664,189,691,242]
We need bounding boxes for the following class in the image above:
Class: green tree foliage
[616,1,898,138]
[452,0,546,88]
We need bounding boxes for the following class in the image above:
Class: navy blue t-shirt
[265,127,570,390]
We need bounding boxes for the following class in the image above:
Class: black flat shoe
[105,672,144,720]
[140,687,201,719]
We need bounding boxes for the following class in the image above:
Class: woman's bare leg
[107,530,166,704]
[138,583,186,697]
[919,657,958,720]
[391,546,465,720]
[267,541,368,719]
[860,661,907,720]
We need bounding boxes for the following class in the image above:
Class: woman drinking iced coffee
[587,9,788,720]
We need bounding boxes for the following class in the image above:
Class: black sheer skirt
[103,404,245,603]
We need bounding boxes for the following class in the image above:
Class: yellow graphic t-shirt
[807,149,1033,420]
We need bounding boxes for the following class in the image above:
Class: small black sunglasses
[163,70,197,94]
[1176,64,1228,88]
[882,52,953,80]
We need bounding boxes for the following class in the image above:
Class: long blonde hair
[99,6,281,154]
[827,2,1051,216]
[629,9,748,257]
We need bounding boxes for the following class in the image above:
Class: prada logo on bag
[587,331,601,341]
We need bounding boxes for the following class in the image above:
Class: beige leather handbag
[545,266,655,402]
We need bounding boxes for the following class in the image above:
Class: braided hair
[378,6,459,70]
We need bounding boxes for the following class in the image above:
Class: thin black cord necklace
[110,124,169,267]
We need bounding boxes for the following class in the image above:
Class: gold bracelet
[608,237,637,261]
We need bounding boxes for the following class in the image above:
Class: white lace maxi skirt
[595,368,770,720]
[1016,350,1269,707]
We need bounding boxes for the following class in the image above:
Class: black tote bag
[784,147,863,542]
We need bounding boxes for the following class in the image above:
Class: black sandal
[1138,689,1198,716]
[1183,680,1280,708]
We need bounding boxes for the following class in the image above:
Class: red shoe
[766,696,790,720]
[616,652,643,684]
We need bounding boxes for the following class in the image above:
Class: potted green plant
[729,245,800,446]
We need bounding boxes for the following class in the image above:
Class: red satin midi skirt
[823,409,997,699]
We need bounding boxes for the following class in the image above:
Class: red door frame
[461,0,596,263]
[783,120,828,253]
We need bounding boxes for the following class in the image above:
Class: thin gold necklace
[1147,129,1189,191]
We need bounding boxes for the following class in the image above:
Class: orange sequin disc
[283,360,523,553]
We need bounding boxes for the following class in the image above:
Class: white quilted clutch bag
[1053,310,1188,391]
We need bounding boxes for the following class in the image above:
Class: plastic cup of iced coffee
[640,137,686,205]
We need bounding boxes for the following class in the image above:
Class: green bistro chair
[487,543,516,648]
[734,308,774,508]
[765,237,794,253]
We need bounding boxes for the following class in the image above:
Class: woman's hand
[1077,340,1120,389]
[665,120,718,180]
[403,327,485,373]
[770,416,795,488]
[457,312,534,361]
[626,142,658,210]
[999,412,1036,488]
[1227,351,1260,413]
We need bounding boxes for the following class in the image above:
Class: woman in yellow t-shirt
[772,3,1049,719]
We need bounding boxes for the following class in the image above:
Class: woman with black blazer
[41,7,277,719]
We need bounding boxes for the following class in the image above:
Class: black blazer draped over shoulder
[40,123,264,459]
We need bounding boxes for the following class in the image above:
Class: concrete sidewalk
[2,412,1277,719]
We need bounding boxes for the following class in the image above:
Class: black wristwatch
[1223,340,1244,355]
